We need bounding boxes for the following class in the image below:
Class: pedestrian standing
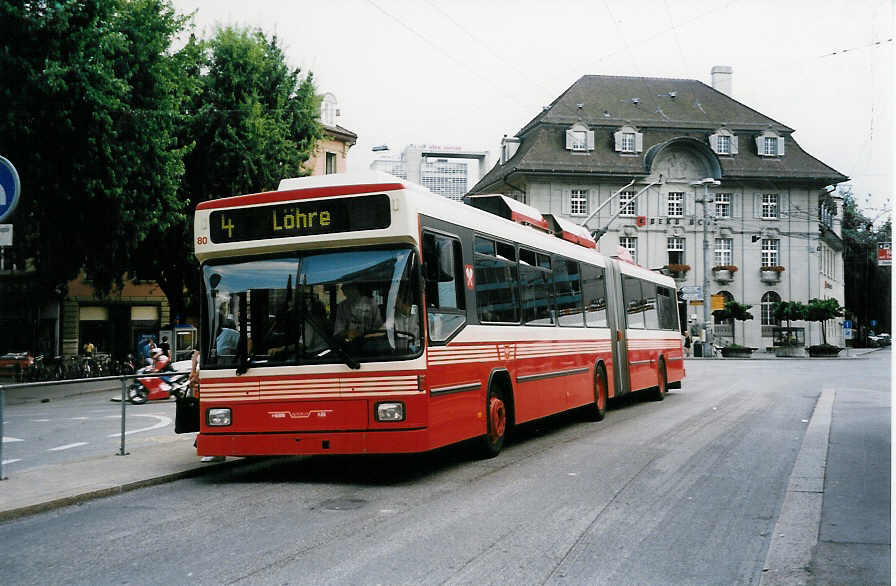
[684,332,692,357]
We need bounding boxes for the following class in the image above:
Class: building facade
[306,93,358,176]
[470,67,847,350]
[371,144,491,201]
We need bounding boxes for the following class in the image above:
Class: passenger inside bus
[389,285,420,352]
[215,317,240,356]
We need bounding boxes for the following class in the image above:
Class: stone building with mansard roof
[469,67,848,350]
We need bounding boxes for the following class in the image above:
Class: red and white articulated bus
[185,172,684,458]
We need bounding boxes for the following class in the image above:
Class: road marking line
[31,419,51,422]
[2,436,24,443]
[106,414,172,437]
[2,459,22,465]
[48,442,88,452]
[70,417,88,420]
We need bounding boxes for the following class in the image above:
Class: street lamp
[690,177,720,358]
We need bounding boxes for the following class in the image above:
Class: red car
[0,352,34,377]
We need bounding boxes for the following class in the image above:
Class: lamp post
[691,177,720,358]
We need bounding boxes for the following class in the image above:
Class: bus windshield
[202,247,422,369]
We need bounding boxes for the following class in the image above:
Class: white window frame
[619,190,636,216]
[761,291,781,326]
[715,193,731,218]
[667,192,684,217]
[620,236,637,263]
[571,130,587,151]
[667,237,685,265]
[620,133,635,153]
[762,193,779,219]
[717,134,731,155]
[714,238,733,266]
[569,189,588,216]
[761,239,779,267]
[763,136,778,156]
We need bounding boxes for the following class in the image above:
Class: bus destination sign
[209,194,391,243]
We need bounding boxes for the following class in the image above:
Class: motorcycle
[127,359,190,404]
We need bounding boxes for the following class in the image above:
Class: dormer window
[709,128,738,156]
[613,125,643,154]
[565,122,594,152]
[320,93,338,127]
[717,135,731,154]
[756,130,785,157]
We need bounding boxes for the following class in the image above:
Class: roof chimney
[711,65,733,96]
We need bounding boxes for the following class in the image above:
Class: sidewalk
[685,347,881,360]
[0,434,240,522]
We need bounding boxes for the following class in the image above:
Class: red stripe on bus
[195,183,405,210]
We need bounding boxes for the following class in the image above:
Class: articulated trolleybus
[188,172,684,458]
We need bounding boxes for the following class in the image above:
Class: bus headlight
[375,402,405,422]
[207,408,232,426]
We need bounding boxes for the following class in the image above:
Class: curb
[0,458,246,523]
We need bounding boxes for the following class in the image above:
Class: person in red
[149,347,172,373]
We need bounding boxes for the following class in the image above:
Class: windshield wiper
[305,313,360,370]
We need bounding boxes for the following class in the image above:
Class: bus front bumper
[196,428,430,457]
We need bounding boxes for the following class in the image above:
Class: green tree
[0,0,195,297]
[804,297,844,346]
[840,187,891,345]
[712,299,753,347]
[138,25,324,318]
[772,301,807,329]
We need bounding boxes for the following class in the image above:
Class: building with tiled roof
[306,93,358,176]
[470,67,847,352]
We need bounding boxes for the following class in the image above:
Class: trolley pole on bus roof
[692,178,719,358]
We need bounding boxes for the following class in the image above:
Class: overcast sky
[175,0,893,218]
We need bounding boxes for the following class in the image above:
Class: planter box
[808,346,843,358]
[774,346,806,358]
[713,269,734,283]
[720,347,755,358]
[760,269,782,284]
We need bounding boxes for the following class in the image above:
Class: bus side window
[657,286,679,330]
[553,257,584,327]
[582,264,608,327]
[622,275,645,329]
[642,281,659,329]
[423,232,466,342]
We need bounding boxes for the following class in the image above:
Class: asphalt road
[2,380,178,471]
[0,352,889,585]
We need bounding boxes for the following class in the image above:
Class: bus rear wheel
[477,385,507,458]
[586,363,608,421]
[652,359,667,401]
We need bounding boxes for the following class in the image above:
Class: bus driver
[333,283,382,342]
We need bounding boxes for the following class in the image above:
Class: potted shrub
[805,298,844,357]
[712,264,738,283]
[666,263,691,279]
[771,301,808,356]
[760,265,786,283]
[712,299,756,357]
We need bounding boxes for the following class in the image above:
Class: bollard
[0,387,5,480]
[118,377,129,456]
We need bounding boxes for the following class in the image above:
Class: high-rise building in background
[370,144,491,201]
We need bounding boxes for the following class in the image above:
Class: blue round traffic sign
[0,156,21,223]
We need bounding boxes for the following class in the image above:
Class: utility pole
[691,178,719,358]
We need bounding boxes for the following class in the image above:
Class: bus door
[604,260,631,397]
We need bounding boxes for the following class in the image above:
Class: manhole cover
[320,498,366,511]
